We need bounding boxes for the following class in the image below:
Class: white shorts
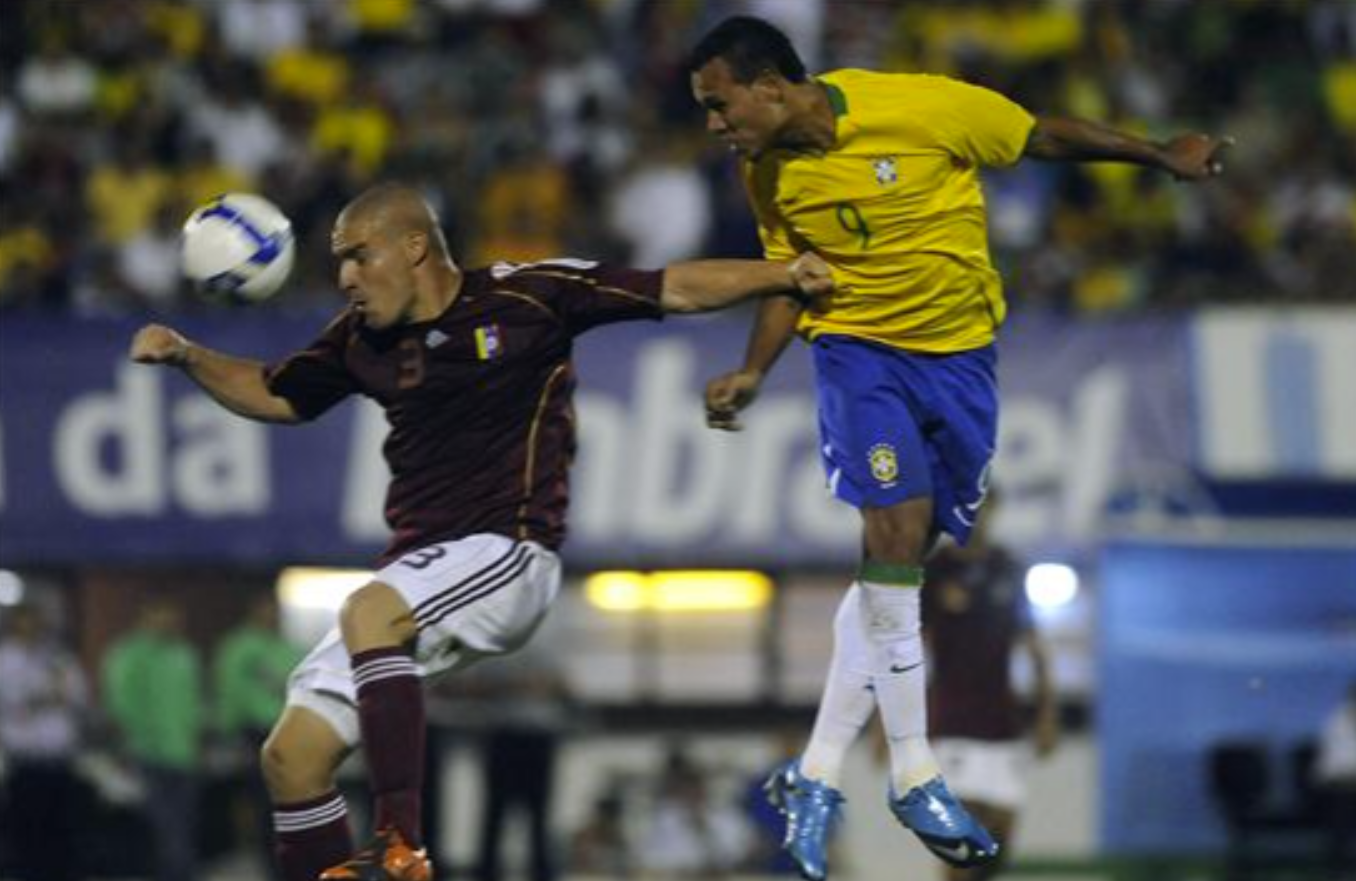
[286,534,562,745]
[933,738,1028,810]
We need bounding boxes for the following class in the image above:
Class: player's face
[691,58,785,158]
[332,217,416,330]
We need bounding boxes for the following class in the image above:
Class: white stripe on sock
[353,657,417,689]
[274,795,347,832]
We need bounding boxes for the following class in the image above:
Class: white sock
[800,584,876,788]
[859,578,939,792]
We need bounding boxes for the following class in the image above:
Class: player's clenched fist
[130,324,192,366]
[789,252,834,302]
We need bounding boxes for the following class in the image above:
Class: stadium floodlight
[585,570,773,612]
[1025,563,1079,609]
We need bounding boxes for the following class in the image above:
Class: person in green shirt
[216,595,305,743]
[103,598,203,881]
[214,594,306,880]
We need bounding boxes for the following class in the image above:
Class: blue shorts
[812,335,997,544]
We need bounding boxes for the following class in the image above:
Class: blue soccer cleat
[888,776,1000,868]
[763,759,844,881]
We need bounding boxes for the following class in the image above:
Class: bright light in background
[277,567,371,612]
[586,572,650,611]
[0,570,24,606]
[1025,563,1079,609]
[585,570,773,612]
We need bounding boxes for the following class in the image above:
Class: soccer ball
[181,193,295,302]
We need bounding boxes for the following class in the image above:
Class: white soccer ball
[181,193,295,302]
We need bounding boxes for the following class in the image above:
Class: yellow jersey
[741,69,1034,352]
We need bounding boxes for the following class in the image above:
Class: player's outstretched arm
[1024,115,1233,181]
[659,253,833,314]
[129,324,301,424]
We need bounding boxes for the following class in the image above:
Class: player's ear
[751,70,785,104]
[405,230,429,266]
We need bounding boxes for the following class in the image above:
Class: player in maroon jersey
[921,494,1059,881]
[129,183,833,881]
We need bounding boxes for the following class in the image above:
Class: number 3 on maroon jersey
[397,338,424,390]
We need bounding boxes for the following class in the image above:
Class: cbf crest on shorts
[868,442,899,487]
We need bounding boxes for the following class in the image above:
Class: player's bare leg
[261,706,354,881]
[320,581,432,881]
[861,498,998,868]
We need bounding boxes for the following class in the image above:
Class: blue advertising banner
[0,310,1193,566]
[1099,537,1356,854]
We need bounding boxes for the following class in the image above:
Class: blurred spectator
[463,638,576,881]
[0,96,18,173]
[0,602,90,881]
[16,34,97,117]
[637,746,751,879]
[920,494,1060,881]
[176,136,250,213]
[1314,679,1356,876]
[85,133,173,247]
[469,142,570,265]
[187,71,291,183]
[102,598,205,881]
[264,21,351,107]
[309,82,395,178]
[213,594,306,881]
[607,129,712,268]
[345,0,420,48]
[0,0,1353,310]
[538,15,631,176]
[0,209,60,309]
[115,201,186,309]
[569,781,636,879]
[215,0,311,63]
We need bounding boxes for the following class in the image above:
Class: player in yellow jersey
[688,16,1231,880]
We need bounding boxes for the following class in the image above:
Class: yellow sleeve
[740,161,798,261]
[921,76,1035,168]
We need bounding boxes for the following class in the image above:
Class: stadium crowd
[0,0,1353,316]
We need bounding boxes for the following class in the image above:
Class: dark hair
[687,16,807,84]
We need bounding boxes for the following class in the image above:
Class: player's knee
[260,733,313,797]
[261,707,350,801]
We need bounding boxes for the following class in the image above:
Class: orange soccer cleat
[318,827,432,881]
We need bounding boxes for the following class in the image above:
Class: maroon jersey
[923,545,1032,741]
[265,259,664,564]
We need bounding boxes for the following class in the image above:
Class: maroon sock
[353,646,425,846]
[273,791,353,881]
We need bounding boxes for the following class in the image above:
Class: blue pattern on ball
[198,199,288,265]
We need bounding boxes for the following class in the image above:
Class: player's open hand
[130,324,191,366]
[789,252,834,306]
[704,369,763,431]
[1162,133,1234,181]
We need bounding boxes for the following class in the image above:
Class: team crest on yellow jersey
[873,157,898,186]
[868,443,899,486]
